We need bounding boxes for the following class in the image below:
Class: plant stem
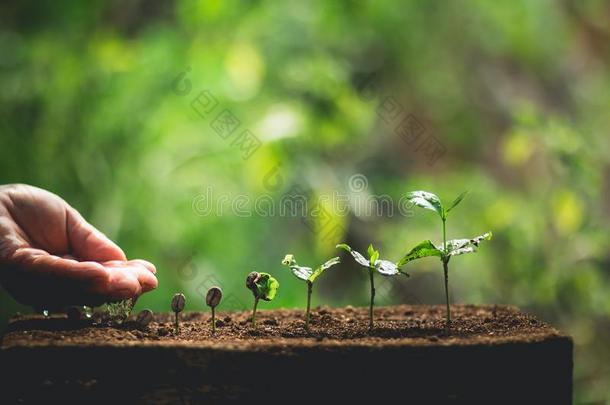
[442,217,447,252]
[211,307,216,335]
[369,268,375,329]
[252,297,259,329]
[174,312,179,333]
[442,217,451,328]
[306,282,312,331]
[443,259,451,327]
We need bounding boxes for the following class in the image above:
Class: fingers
[123,259,157,274]
[101,260,158,299]
[66,207,127,262]
[13,247,110,283]
[5,248,112,306]
[7,248,157,306]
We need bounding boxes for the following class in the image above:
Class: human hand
[0,184,157,308]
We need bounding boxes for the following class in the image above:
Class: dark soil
[2,304,564,348]
[0,305,572,404]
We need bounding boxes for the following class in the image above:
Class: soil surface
[2,304,565,348]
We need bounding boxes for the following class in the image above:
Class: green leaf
[281,254,295,266]
[369,244,380,267]
[338,243,403,277]
[446,191,468,214]
[281,254,313,281]
[444,232,492,257]
[308,256,341,283]
[406,190,444,219]
[370,251,379,267]
[336,243,350,252]
[375,259,402,276]
[367,244,375,258]
[336,243,370,267]
[288,264,313,281]
[397,240,442,267]
[255,272,279,301]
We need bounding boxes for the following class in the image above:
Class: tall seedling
[400,191,491,327]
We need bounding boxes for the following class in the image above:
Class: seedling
[136,309,154,328]
[206,286,223,334]
[171,293,186,333]
[281,254,341,330]
[336,243,408,329]
[246,271,279,329]
[400,190,492,327]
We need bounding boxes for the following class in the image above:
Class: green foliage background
[1,1,609,402]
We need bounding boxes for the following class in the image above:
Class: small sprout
[337,243,408,329]
[246,271,279,329]
[281,254,340,330]
[136,309,154,328]
[401,190,492,327]
[171,293,186,333]
[206,287,223,334]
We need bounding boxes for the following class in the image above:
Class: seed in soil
[136,309,154,328]
[171,293,186,333]
[205,286,222,334]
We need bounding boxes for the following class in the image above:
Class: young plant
[171,293,186,333]
[281,254,341,330]
[336,243,408,329]
[246,272,279,329]
[400,190,492,327]
[206,286,223,334]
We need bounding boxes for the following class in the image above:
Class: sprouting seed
[171,293,186,333]
[206,287,223,334]
[136,309,154,328]
[246,271,279,329]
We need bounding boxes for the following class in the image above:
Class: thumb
[66,206,127,262]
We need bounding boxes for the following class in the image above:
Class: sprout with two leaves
[281,254,341,330]
[336,243,408,329]
[246,272,279,329]
[399,190,492,327]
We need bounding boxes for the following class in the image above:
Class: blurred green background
[1,0,609,402]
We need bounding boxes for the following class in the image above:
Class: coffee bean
[206,287,223,308]
[136,309,154,327]
[246,272,260,290]
[171,293,186,313]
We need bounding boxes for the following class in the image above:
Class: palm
[0,184,157,308]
